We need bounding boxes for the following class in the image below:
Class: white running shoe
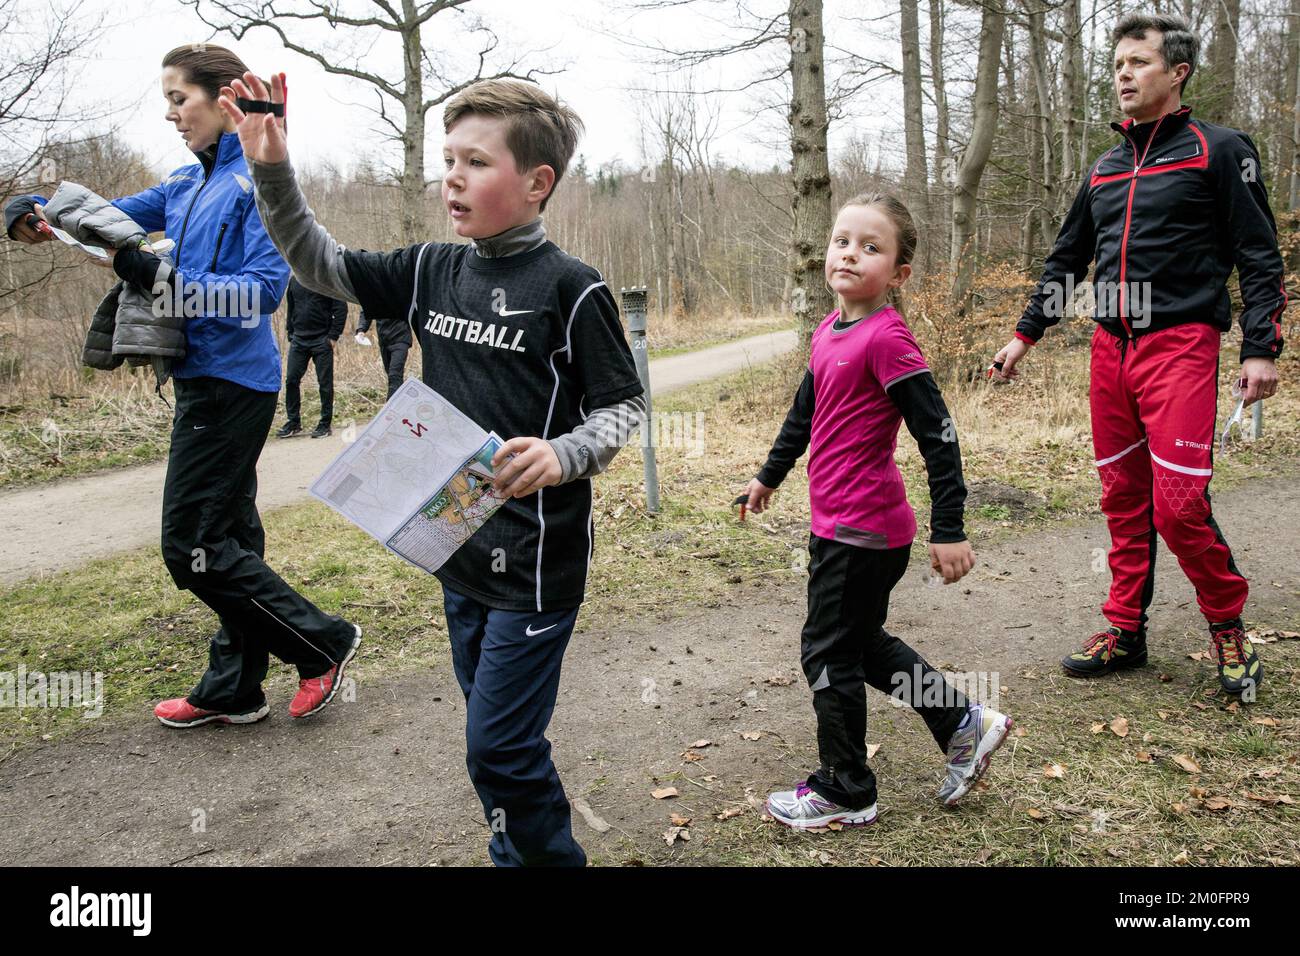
[938,702,1013,806]
[766,781,878,829]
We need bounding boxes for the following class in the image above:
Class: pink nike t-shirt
[807,305,930,549]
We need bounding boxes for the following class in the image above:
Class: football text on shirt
[424,310,527,353]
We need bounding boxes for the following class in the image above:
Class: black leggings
[800,534,968,809]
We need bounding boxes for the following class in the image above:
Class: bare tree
[1288,0,1300,209]
[184,0,556,244]
[1204,0,1243,124]
[949,0,1006,311]
[900,0,931,271]
[928,0,954,260]
[789,0,833,348]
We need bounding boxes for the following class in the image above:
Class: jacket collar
[1111,104,1193,148]
[194,131,242,180]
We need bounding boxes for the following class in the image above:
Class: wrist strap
[236,96,285,117]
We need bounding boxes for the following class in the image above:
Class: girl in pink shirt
[744,193,1014,828]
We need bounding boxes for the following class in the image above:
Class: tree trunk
[950,0,1006,311]
[1059,0,1084,217]
[789,0,834,352]
[1205,0,1242,125]
[900,0,930,272]
[1289,0,1300,210]
[399,6,426,247]
[928,0,952,267]
[1025,0,1054,248]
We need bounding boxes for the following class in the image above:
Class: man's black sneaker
[1061,625,1147,677]
[1208,619,1262,697]
[276,422,302,439]
[310,424,331,439]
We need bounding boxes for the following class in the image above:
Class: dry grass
[0,311,790,488]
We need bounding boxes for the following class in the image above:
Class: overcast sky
[49,0,913,181]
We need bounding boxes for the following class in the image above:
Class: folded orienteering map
[309,379,507,573]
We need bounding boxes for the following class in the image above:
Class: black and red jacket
[1016,106,1286,361]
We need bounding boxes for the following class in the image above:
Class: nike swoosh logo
[497,308,533,317]
[837,360,850,366]
[525,623,558,636]
[193,425,207,430]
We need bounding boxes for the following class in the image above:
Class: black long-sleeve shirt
[757,367,967,544]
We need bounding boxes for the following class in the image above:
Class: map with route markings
[309,380,507,573]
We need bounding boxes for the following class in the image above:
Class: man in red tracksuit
[992,12,1286,698]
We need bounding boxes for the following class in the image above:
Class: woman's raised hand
[218,72,288,165]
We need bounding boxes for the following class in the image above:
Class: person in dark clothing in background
[355,308,411,399]
[278,275,347,438]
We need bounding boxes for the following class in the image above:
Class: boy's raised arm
[249,157,358,305]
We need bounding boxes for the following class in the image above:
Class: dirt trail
[0,328,797,584]
[1,471,1294,866]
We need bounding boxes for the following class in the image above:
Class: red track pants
[1089,323,1249,631]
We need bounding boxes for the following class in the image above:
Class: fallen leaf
[1157,710,1170,720]
[651,787,679,800]
[1203,796,1233,812]
[571,798,611,834]
[1171,802,1189,815]
[1244,792,1295,806]
[1136,751,1152,763]
[1191,702,1209,710]
[1189,785,1207,799]
[663,826,690,845]
[1172,850,1190,864]
[1251,717,1278,727]
[866,743,881,760]
[680,750,705,763]
[765,675,793,686]
[689,739,712,749]
[1026,807,1046,819]
[1043,763,1067,779]
[1187,651,1209,661]
[1225,701,1240,714]
[1090,722,1106,735]
[1158,673,1173,683]
[669,812,692,827]
[1173,754,1202,774]
[1109,716,1130,738]
[716,807,746,821]
[740,731,762,741]
[1012,725,1028,737]
[826,821,843,831]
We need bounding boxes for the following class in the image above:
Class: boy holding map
[224,73,645,866]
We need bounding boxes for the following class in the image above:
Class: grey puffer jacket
[43,182,185,385]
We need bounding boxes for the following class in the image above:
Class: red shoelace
[1211,627,1246,667]
[1083,629,1120,659]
